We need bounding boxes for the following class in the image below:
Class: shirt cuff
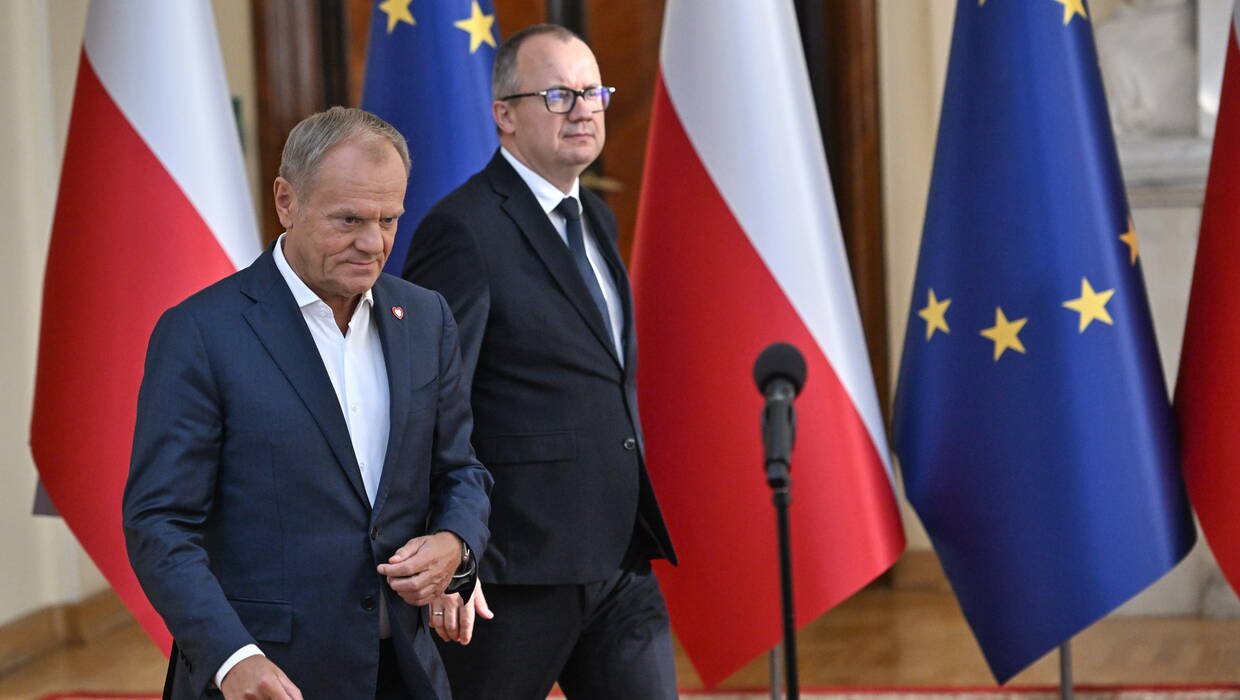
[215,644,264,689]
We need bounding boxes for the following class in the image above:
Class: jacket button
[361,595,376,611]
[623,438,637,451]
[370,526,380,541]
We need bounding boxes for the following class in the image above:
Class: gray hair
[492,24,584,100]
[278,106,410,196]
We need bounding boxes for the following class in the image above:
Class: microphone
[754,343,808,696]
[753,342,807,487]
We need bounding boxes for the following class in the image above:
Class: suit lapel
[487,153,623,368]
[368,278,412,518]
[240,247,370,510]
[581,193,635,372]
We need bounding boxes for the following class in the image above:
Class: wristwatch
[444,538,475,594]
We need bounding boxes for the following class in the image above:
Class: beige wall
[0,0,257,628]
[0,0,98,626]
[878,0,955,551]
[214,0,263,217]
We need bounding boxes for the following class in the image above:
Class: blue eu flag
[361,0,500,273]
[892,0,1195,683]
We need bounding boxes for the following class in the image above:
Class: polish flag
[30,0,259,651]
[1176,2,1240,598]
[631,0,905,687]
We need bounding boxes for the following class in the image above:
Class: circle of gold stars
[931,1,1124,363]
[915,222,1136,361]
[377,0,497,54]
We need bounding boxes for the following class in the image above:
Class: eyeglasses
[499,86,616,114]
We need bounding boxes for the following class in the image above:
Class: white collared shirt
[216,235,393,687]
[500,147,624,362]
[273,233,390,504]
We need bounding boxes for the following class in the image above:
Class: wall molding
[0,588,130,677]
[889,549,952,593]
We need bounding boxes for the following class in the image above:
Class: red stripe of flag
[31,52,235,651]
[633,75,905,688]
[1176,22,1240,597]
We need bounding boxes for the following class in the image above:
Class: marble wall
[1101,0,1240,618]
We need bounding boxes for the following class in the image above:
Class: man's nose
[567,92,595,121]
[355,221,384,254]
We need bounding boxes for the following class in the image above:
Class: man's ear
[492,100,517,135]
[273,177,298,230]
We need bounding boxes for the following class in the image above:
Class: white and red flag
[631,0,905,686]
[30,0,259,650]
[1176,1,1240,598]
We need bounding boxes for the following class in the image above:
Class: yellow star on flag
[918,288,952,340]
[1062,277,1115,332]
[1119,218,1140,266]
[378,0,415,34]
[1052,0,1088,25]
[454,0,496,53]
[980,307,1028,361]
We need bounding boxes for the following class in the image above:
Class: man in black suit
[124,107,491,699]
[404,23,678,700]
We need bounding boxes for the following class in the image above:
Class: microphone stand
[763,382,799,700]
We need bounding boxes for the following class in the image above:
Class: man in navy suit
[123,107,492,700]
[404,25,677,699]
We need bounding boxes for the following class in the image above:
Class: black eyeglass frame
[499,86,616,114]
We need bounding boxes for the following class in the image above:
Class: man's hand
[220,655,302,700]
[378,531,463,607]
[428,580,494,644]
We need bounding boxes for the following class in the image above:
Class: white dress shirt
[500,147,625,362]
[216,235,392,687]
[273,234,390,504]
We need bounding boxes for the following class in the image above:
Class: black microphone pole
[762,372,798,700]
[753,343,806,700]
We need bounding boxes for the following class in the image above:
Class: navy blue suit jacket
[404,151,675,586]
[123,245,492,699]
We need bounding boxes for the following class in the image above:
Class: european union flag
[892,0,1195,683]
[361,0,499,273]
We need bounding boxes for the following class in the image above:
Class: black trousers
[436,564,677,700]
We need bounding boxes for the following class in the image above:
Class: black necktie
[556,197,615,346]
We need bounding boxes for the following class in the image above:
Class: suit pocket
[474,431,577,465]
[228,597,293,643]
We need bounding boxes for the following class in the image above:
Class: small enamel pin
[391,306,405,320]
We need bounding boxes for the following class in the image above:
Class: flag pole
[770,472,799,700]
[1059,640,1074,700]
[769,646,781,700]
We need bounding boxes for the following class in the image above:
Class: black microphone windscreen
[753,342,807,396]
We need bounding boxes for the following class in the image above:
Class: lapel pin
[391,306,405,320]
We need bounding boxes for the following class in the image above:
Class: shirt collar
[273,232,374,312]
[500,147,581,217]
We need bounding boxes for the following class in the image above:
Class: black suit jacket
[404,150,675,585]
[123,245,492,698]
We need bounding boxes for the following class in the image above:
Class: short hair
[492,24,585,100]
[278,106,410,197]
